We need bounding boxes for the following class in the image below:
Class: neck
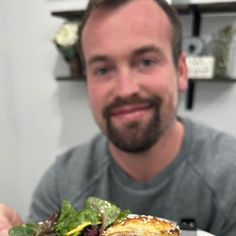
[108,119,185,182]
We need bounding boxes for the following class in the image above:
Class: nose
[115,69,140,98]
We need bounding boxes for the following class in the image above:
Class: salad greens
[9,197,130,236]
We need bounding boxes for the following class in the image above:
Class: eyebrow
[87,45,163,66]
[132,45,164,57]
[88,55,111,66]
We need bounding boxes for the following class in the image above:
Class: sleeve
[220,202,236,236]
[26,136,106,223]
[26,157,62,223]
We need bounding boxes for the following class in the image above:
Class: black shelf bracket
[191,5,201,37]
[186,80,196,109]
[186,5,202,110]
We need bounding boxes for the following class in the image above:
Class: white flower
[55,21,80,48]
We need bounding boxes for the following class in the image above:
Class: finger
[0,221,11,232]
[0,204,23,228]
[9,211,22,226]
[0,229,9,236]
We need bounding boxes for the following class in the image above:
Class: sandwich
[104,214,180,236]
[9,197,180,236]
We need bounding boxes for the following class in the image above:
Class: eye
[93,64,116,78]
[95,67,109,76]
[140,59,154,68]
[141,59,155,67]
[135,58,156,72]
[91,65,116,81]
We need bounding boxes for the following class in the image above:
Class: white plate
[197,230,215,236]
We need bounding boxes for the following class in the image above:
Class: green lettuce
[9,197,130,236]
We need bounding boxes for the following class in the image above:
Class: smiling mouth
[103,95,162,123]
[110,104,152,119]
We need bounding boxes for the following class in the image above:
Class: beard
[102,95,169,153]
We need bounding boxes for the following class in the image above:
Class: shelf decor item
[212,25,236,77]
[183,37,215,79]
[54,20,82,77]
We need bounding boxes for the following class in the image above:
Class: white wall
[0,0,98,219]
[0,0,22,215]
[0,0,236,220]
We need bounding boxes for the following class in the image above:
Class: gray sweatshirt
[28,117,236,236]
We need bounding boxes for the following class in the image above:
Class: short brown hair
[78,0,182,69]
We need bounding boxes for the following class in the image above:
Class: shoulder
[43,133,111,198]
[182,118,236,213]
[55,133,110,175]
[183,117,236,164]
[28,133,110,221]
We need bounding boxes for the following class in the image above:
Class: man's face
[82,0,187,153]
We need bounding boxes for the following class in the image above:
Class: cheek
[87,82,110,120]
[88,84,101,112]
[146,75,178,107]
[165,81,178,108]
[145,78,171,98]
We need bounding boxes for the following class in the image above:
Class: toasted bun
[103,215,180,236]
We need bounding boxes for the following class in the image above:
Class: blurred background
[0,0,236,220]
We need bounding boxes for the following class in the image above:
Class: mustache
[103,95,162,119]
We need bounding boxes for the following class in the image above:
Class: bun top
[103,215,180,236]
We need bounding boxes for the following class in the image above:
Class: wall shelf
[190,78,236,82]
[55,76,236,82]
[173,2,236,14]
[51,10,84,19]
[51,2,236,19]
[56,76,85,81]
[173,1,236,109]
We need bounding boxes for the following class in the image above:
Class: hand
[0,204,23,236]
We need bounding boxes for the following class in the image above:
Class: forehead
[82,0,172,59]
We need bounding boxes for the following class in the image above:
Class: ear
[177,52,188,92]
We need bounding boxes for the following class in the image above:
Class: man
[1,0,236,235]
